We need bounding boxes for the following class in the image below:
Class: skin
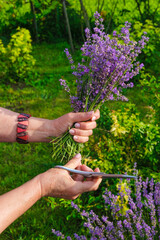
[0,107,100,143]
[0,107,101,233]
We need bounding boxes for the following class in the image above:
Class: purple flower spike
[52,170,159,240]
[59,79,70,93]
[60,13,148,112]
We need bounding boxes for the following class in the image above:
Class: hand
[38,154,102,200]
[51,109,100,143]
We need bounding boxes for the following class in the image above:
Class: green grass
[0,42,157,239]
[32,42,71,74]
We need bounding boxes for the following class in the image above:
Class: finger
[72,165,84,181]
[74,121,97,130]
[69,111,95,124]
[72,165,93,181]
[92,109,100,121]
[80,164,93,172]
[73,135,89,143]
[93,167,101,181]
[70,194,80,200]
[80,164,94,181]
[65,153,81,169]
[69,128,93,137]
[80,165,101,181]
[94,167,100,173]
[72,174,84,181]
[75,177,102,193]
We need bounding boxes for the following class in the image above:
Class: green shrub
[84,103,160,180]
[96,105,114,131]
[49,102,160,236]
[0,39,7,79]
[114,19,160,84]
[0,27,35,83]
[48,103,160,237]
[140,73,160,123]
[132,20,160,78]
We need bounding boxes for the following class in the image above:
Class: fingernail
[69,129,75,134]
[75,153,81,158]
[91,116,96,121]
[87,111,94,116]
[75,123,80,128]
[73,135,78,140]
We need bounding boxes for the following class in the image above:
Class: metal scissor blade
[54,166,137,179]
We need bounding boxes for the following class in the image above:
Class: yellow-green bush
[0,27,35,83]
[0,39,7,79]
[84,104,160,180]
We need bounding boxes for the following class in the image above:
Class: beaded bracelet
[16,113,31,144]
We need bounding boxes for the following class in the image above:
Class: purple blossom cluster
[52,175,160,239]
[59,79,70,93]
[60,12,149,112]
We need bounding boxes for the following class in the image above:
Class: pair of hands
[0,109,101,233]
[39,109,101,199]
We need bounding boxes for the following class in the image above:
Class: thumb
[65,153,81,169]
[70,111,94,124]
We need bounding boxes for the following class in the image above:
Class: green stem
[51,130,69,145]
[89,68,128,111]
[88,70,116,111]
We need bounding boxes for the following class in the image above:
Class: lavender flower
[52,229,65,239]
[59,79,70,93]
[52,172,160,239]
[60,12,149,113]
[71,201,81,212]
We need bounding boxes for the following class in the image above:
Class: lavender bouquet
[52,12,149,162]
[52,167,160,239]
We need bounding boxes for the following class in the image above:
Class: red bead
[17,128,25,133]
[19,121,28,126]
[16,113,31,144]
[18,135,28,141]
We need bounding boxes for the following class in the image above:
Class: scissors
[54,165,137,179]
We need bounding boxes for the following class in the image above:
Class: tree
[79,0,91,31]
[62,0,74,53]
[134,0,160,23]
[30,0,39,42]
[97,0,105,13]
[105,0,118,33]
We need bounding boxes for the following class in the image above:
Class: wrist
[27,118,54,142]
[30,175,42,201]
[37,170,55,198]
[35,174,44,199]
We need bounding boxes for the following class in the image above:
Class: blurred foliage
[0,0,160,83]
[0,27,35,83]
[81,103,160,181]
[132,20,160,78]
[140,73,160,123]
[0,0,160,42]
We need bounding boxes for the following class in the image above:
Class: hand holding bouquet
[52,12,149,162]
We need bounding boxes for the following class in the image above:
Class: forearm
[0,176,41,233]
[0,107,100,143]
[0,107,54,142]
